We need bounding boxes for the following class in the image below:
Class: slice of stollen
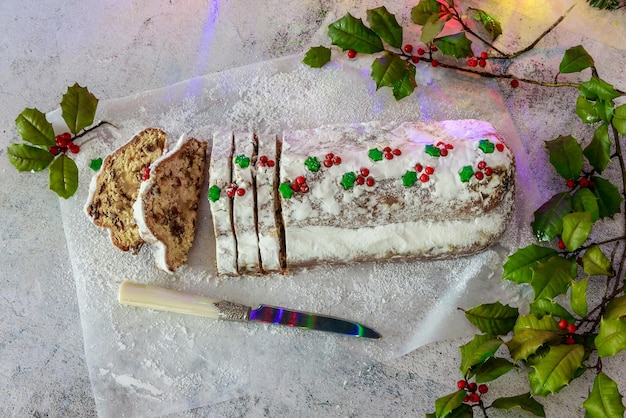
[85,128,167,252]
[134,134,208,273]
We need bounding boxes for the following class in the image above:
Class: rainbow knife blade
[119,281,381,339]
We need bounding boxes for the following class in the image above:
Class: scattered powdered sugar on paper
[58,54,539,417]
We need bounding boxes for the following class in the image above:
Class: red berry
[567,323,577,334]
[415,164,423,172]
[457,380,467,389]
[510,79,519,88]
[477,161,487,170]
[467,58,477,67]
[347,50,357,59]
[478,59,486,67]
[469,393,480,403]
[440,148,448,157]
[392,148,401,156]
[475,171,484,180]
[463,395,470,403]
[56,135,68,148]
[417,47,426,55]
[484,167,493,176]
[299,184,309,193]
[295,175,306,185]
[384,152,394,160]
[577,257,583,265]
[478,384,488,394]
[431,59,440,67]
[558,319,568,329]
[557,239,566,250]
[61,132,72,141]
[68,143,80,153]
[430,44,438,52]
[419,173,430,183]
[425,166,435,175]
[366,177,375,187]
[496,143,505,152]
[332,155,342,165]
[480,51,488,59]
[267,160,275,168]
[360,168,370,177]
[323,159,333,168]
[468,382,477,392]
[291,183,300,192]
[356,175,365,185]
[579,178,590,188]
[566,179,576,188]
[565,336,575,345]
[49,146,60,155]
[411,56,420,64]
[142,167,151,181]
[403,44,413,53]
[236,187,246,196]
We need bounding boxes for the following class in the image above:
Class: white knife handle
[118,281,250,321]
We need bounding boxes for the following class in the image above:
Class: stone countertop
[1,1,625,417]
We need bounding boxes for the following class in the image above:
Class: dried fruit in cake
[85,128,167,252]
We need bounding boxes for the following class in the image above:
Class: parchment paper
[57,53,540,417]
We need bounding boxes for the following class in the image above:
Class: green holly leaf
[582,245,612,276]
[468,8,502,41]
[411,0,440,25]
[576,96,601,124]
[464,302,519,336]
[472,357,516,383]
[604,295,626,320]
[612,103,626,135]
[579,77,620,102]
[544,136,584,180]
[572,188,600,222]
[583,373,626,418]
[15,108,56,147]
[49,154,78,199]
[595,318,626,357]
[584,123,611,173]
[514,314,561,334]
[502,244,558,284]
[529,344,584,396]
[591,176,622,219]
[507,329,560,362]
[596,99,615,123]
[459,334,502,376]
[371,51,407,89]
[570,278,588,317]
[559,45,595,74]
[530,256,577,300]
[531,192,573,242]
[562,211,593,251]
[391,64,417,100]
[7,143,55,172]
[529,299,576,322]
[433,32,473,59]
[434,390,468,418]
[328,13,384,54]
[60,83,98,135]
[366,6,402,49]
[420,14,445,44]
[491,393,546,417]
[302,46,331,68]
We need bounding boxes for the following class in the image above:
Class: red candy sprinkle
[347,50,356,59]
[496,143,504,152]
[142,167,151,181]
[440,148,448,157]
[383,146,392,153]
[420,173,429,183]
[366,177,375,187]
[326,153,334,160]
[360,167,370,177]
[415,163,423,172]
[384,152,394,160]
[300,184,309,193]
[323,159,333,168]
[291,183,300,192]
[260,155,268,163]
[425,166,434,175]
[445,143,454,149]
[227,189,236,198]
[236,188,246,196]
[484,167,493,176]
[475,171,484,180]
[356,176,365,185]
[332,155,342,165]
[267,160,275,167]
[478,161,487,170]
[392,148,401,156]
[295,176,306,185]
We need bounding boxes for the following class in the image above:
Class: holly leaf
[528,344,584,396]
[302,46,331,68]
[366,6,402,49]
[583,373,626,418]
[544,136,584,180]
[529,299,575,322]
[15,108,56,147]
[411,0,440,25]
[595,318,626,357]
[492,393,546,417]
[591,176,622,219]
[459,334,502,376]
[572,188,600,222]
[434,390,467,418]
[604,295,626,320]
[531,192,573,242]
[472,357,516,383]
[576,96,601,124]
[579,77,620,102]
[60,83,98,135]
[595,99,615,123]
[571,278,588,317]
[49,154,79,199]
[514,314,561,334]
[371,51,407,89]
[328,13,384,54]
[507,329,560,362]
[502,244,558,284]
[562,211,593,251]
[613,103,626,135]
[530,256,577,300]
[468,8,502,41]
[433,32,473,59]
[584,123,611,173]
[464,302,519,336]
[582,245,612,276]
[559,45,595,74]
[7,143,55,172]
[391,64,417,100]
[420,13,445,44]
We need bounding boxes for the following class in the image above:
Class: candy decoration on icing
[305,156,321,172]
[258,155,275,168]
[341,172,357,190]
[368,148,383,162]
[459,166,474,182]
[235,154,250,168]
[323,153,342,167]
[425,144,441,157]
[208,185,221,202]
[279,182,294,199]
[478,139,495,154]
[496,143,505,152]
[402,171,418,187]
[290,175,310,193]
[89,158,103,171]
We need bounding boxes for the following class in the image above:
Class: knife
[118,281,381,339]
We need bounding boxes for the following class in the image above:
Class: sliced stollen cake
[133,134,208,273]
[86,128,167,252]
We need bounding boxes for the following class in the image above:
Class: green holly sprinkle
[89,158,103,171]
[279,182,294,199]
[208,185,221,202]
[402,170,418,187]
[235,154,250,168]
[424,144,441,157]
[368,148,383,162]
[459,166,474,182]
[478,139,495,154]
[305,156,321,172]
[341,172,357,190]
